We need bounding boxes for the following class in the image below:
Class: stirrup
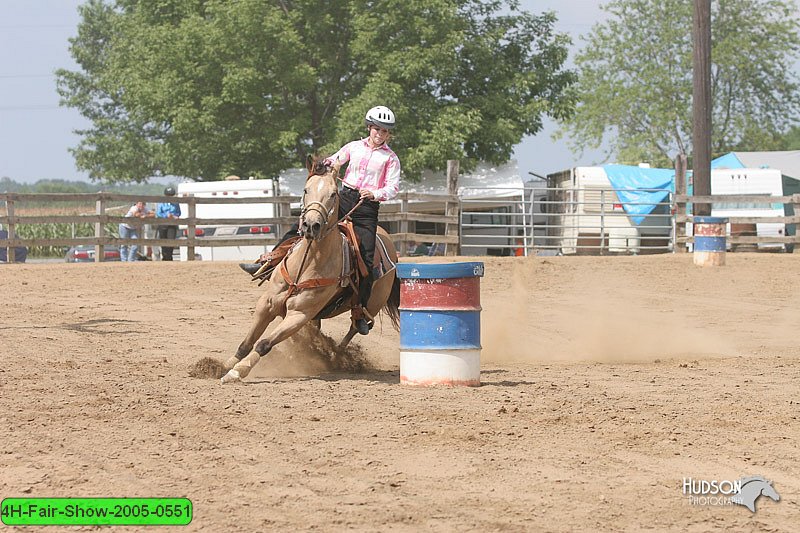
[354,318,370,336]
[351,306,374,335]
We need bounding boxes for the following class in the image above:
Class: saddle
[247,222,396,324]
[249,221,370,286]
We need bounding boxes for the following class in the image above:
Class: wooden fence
[6,191,799,262]
[674,193,800,251]
[0,191,459,263]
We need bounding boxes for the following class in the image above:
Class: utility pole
[692,0,712,216]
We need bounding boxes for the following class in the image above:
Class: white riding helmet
[365,105,396,130]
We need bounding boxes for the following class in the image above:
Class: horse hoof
[220,369,241,384]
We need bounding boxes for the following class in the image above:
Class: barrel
[396,262,484,386]
[693,216,728,267]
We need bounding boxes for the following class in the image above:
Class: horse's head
[300,154,339,240]
[733,476,781,512]
[760,480,780,502]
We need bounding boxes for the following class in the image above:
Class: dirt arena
[1,254,798,531]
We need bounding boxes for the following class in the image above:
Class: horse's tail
[383,275,400,330]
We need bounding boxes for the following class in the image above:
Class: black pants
[339,187,379,270]
[340,187,379,308]
[157,225,178,261]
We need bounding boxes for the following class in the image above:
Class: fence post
[5,197,15,263]
[400,192,409,255]
[278,201,291,243]
[95,195,105,262]
[599,189,606,255]
[187,200,196,261]
[674,153,688,253]
[794,194,800,254]
[445,160,459,256]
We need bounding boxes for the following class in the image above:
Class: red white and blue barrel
[396,262,484,386]
[693,216,728,267]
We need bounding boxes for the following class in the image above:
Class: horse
[220,155,400,384]
[730,476,780,512]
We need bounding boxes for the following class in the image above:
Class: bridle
[300,165,364,238]
[299,167,338,238]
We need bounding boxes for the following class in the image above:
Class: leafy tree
[777,125,800,149]
[57,0,575,183]
[559,0,800,166]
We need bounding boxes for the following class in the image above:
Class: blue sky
[0,1,627,183]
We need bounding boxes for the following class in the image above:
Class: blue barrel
[693,216,728,266]
[396,262,484,386]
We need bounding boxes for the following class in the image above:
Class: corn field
[9,202,129,258]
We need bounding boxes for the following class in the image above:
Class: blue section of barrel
[694,236,726,252]
[399,311,481,349]
[397,262,484,351]
[396,262,485,279]
[693,216,728,224]
[693,216,728,252]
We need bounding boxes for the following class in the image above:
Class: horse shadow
[244,369,400,385]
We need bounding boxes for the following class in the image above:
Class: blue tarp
[602,165,675,225]
[711,152,745,169]
[600,154,768,224]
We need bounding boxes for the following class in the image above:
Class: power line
[0,105,62,111]
[0,74,55,79]
[0,24,75,29]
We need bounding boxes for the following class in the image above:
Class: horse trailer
[545,166,673,255]
[683,168,788,251]
[177,178,279,261]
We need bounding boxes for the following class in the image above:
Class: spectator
[410,241,429,256]
[119,201,153,262]
[155,186,181,261]
[0,225,27,263]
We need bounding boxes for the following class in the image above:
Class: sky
[1,0,606,184]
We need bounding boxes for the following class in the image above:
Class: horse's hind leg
[221,310,312,384]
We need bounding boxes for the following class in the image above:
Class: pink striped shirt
[327,138,400,202]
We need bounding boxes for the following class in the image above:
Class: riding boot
[239,263,262,275]
[241,225,300,278]
[353,272,373,335]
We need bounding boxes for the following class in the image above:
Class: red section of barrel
[694,223,725,236]
[399,277,481,311]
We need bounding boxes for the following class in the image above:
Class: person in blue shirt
[155,187,181,261]
[0,225,27,263]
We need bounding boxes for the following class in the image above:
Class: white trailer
[177,179,280,261]
[550,167,644,254]
[708,168,786,250]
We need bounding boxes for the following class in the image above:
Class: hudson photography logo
[682,476,780,512]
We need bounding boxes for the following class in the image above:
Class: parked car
[64,244,121,263]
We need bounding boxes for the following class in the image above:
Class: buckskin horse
[220,155,400,383]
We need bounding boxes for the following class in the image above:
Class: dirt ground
[1,253,798,532]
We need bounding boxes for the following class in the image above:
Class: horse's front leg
[221,308,315,384]
[222,289,281,375]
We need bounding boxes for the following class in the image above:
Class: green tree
[57,0,575,183]
[559,0,800,166]
[777,125,800,149]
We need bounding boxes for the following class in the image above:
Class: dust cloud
[481,260,737,363]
